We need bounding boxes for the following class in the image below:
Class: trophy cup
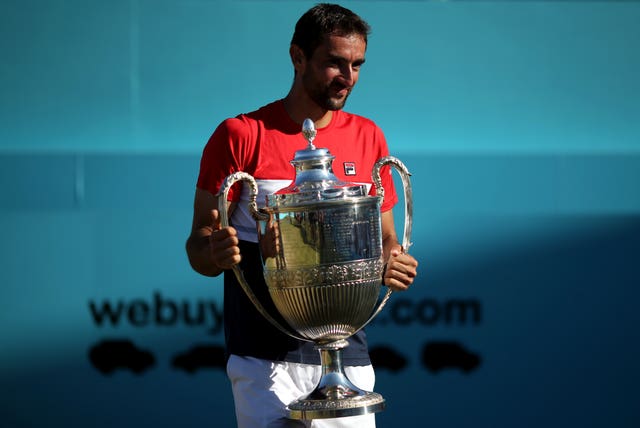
[217,119,413,420]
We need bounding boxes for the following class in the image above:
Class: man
[186,3,418,427]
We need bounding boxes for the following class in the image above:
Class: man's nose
[339,65,356,86]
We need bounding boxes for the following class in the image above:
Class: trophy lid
[266,119,369,208]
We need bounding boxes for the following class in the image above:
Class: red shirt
[198,99,398,242]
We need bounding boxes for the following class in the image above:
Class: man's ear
[290,44,306,72]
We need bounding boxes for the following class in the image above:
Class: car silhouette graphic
[422,341,481,373]
[369,345,408,373]
[88,339,155,375]
[172,344,226,373]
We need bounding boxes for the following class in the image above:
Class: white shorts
[226,355,377,428]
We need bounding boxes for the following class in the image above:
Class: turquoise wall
[1,1,639,427]
[2,0,639,153]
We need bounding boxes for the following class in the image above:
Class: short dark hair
[291,3,371,59]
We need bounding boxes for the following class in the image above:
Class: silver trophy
[218,118,413,420]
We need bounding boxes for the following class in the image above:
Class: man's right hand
[209,209,241,270]
[186,189,239,277]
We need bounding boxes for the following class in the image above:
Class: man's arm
[185,188,240,277]
[380,210,418,291]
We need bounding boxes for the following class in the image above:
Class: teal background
[1,1,639,427]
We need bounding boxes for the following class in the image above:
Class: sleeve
[196,117,255,201]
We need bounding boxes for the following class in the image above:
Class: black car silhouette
[172,344,226,373]
[89,339,155,375]
[422,341,481,373]
[369,345,408,373]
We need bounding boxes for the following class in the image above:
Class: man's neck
[282,92,333,129]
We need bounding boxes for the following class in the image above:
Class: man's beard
[303,74,352,111]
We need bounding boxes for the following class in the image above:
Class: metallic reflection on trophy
[218,118,413,420]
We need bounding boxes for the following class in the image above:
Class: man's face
[300,34,367,111]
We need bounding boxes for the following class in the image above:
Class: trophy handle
[360,156,414,328]
[217,172,308,341]
[372,156,413,253]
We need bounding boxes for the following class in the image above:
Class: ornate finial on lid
[302,118,317,150]
[266,116,368,205]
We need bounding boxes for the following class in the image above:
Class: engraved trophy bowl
[218,119,413,420]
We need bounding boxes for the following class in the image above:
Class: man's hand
[186,189,240,277]
[383,248,418,292]
[258,216,280,259]
[209,209,241,270]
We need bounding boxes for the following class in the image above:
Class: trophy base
[287,340,386,420]
[288,388,385,420]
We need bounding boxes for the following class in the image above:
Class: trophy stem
[288,340,385,420]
